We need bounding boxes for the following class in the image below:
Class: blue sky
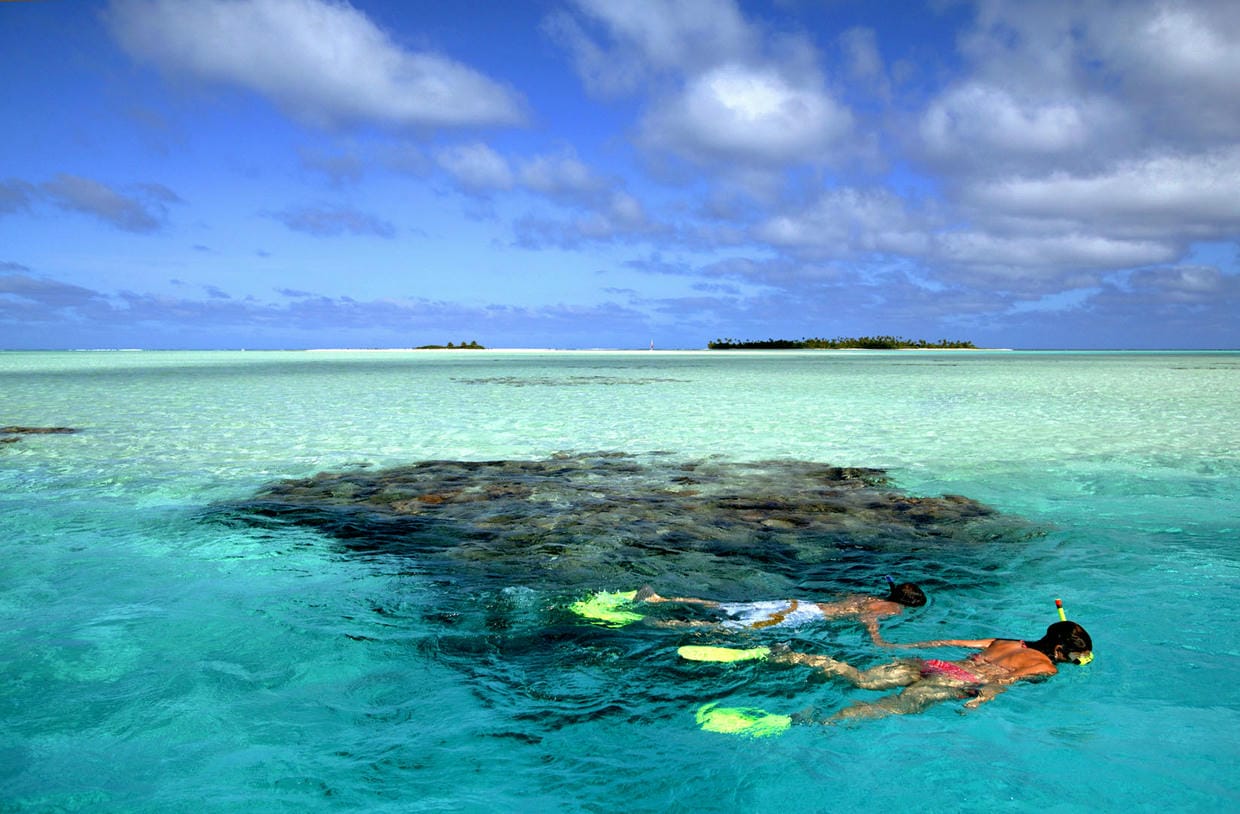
[2,0,1238,349]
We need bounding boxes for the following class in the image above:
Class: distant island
[708,336,976,350]
[414,340,486,350]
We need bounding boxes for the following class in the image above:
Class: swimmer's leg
[771,650,920,690]
[829,681,974,722]
[636,587,720,608]
[646,618,724,630]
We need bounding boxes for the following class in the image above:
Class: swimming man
[771,620,1093,722]
[636,581,927,644]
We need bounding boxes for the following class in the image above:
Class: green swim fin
[570,590,644,627]
[695,702,791,737]
[678,645,771,663]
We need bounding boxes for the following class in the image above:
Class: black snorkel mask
[1056,598,1094,665]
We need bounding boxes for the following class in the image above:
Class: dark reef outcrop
[220,453,1024,592]
[1,426,78,445]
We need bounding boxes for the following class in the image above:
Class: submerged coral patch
[221,453,1020,593]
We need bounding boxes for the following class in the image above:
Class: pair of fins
[571,590,788,736]
[683,645,790,737]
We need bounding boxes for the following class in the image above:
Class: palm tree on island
[414,340,485,349]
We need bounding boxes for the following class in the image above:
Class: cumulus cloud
[919,82,1112,164]
[967,148,1240,239]
[271,205,395,238]
[429,143,649,245]
[918,1,1240,169]
[749,180,1189,295]
[106,0,525,129]
[1088,1,1240,141]
[879,0,1240,304]
[642,63,853,166]
[756,188,933,257]
[434,143,612,205]
[550,0,853,173]
[931,231,1179,292]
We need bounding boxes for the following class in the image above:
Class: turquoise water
[2,349,1237,812]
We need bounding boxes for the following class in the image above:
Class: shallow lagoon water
[2,349,1238,812]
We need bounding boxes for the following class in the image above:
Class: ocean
[2,349,1237,812]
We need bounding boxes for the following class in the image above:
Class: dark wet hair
[1028,621,1092,662]
[886,582,927,607]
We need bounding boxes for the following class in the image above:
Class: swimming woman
[770,620,1093,721]
[636,582,927,644]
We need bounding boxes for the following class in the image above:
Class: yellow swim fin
[695,702,791,737]
[677,645,771,662]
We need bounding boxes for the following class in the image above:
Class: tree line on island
[708,336,976,350]
[415,340,485,349]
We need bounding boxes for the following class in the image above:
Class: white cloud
[642,64,852,166]
[547,0,755,95]
[895,0,1240,297]
[751,182,1185,292]
[550,0,852,176]
[967,149,1240,239]
[518,151,607,203]
[756,188,931,257]
[434,144,617,209]
[1090,1,1240,139]
[107,0,525,129]
[920,1,1240,164]
[934,232,1178,281]
[919,82,1101,161]
[436,143,514,192]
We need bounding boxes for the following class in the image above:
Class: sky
[1,0,1238,350]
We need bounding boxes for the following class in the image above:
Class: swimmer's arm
[860,612,902,645]
[875,637,997,650]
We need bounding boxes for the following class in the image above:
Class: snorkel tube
[1054,598,1094,665]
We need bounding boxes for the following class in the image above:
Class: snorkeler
[635,580,927,644]
[765,620,1094,722]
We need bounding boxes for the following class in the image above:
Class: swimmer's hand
[962,685,1004,710]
